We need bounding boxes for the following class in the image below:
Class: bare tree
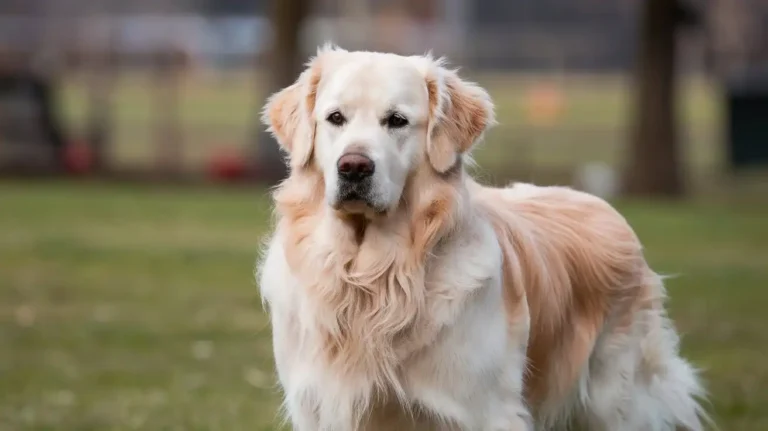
[255,0,310,184]
[624,0,685,197]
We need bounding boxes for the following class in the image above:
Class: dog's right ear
[261,57,323,169]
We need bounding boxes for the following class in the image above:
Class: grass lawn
[1,180,767,430]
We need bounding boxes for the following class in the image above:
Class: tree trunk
[255,0,310,185]
[624,0,684,197]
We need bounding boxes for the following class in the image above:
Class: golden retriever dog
[257,45,708,431]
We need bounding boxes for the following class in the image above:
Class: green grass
[1,180,767,430]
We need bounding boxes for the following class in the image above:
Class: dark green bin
[726,69,768,169]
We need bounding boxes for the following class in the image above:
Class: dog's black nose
[337,153,375,182]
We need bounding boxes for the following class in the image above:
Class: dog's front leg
[284,395,320,431]
[482,388,534,431]
[476,349,533,431]
[481,299,533,431]
[405,321,533,431]
[405,273,533,431]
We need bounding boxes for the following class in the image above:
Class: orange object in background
[525,82,565,127]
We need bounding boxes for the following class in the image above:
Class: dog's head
[263,45,495,217]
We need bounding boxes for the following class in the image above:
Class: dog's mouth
[339,189,365,202]
[333,185,387,217]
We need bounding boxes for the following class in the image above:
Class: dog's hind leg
[581,275,709,431]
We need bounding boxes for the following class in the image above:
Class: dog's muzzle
[336,153,375,204]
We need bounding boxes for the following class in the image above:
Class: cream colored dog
[257,45,708,431]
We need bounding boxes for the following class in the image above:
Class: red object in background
[207,147,247,181]
[63,141,93,174]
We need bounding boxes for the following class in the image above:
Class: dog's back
[475,181,707,430]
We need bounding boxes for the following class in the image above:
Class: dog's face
[263,46,495,217]
[313,55,430,214]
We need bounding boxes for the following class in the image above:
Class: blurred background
[1,0,767,429]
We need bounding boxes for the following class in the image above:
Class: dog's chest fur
[260,217,503,429]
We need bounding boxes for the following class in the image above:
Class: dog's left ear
[416,58,496,173]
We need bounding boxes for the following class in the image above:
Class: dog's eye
[326,111,346,126]
[386,113,409,129]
